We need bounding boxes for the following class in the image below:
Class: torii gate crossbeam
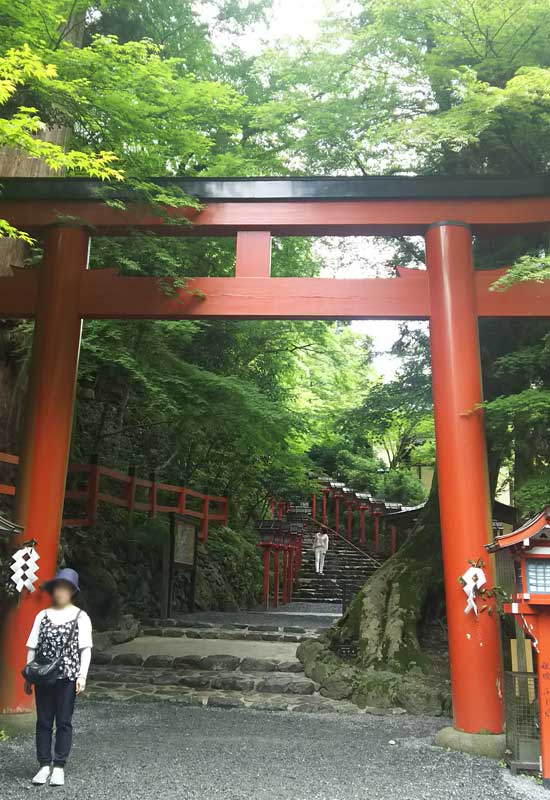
[1,175,550,740]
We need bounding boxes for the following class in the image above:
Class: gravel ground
[0,703,546,800]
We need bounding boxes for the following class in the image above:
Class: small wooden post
[160,525,172,619]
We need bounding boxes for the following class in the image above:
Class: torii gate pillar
[0,227,88,722]
[426,222,503,735]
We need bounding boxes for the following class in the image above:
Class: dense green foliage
[3,0,550,624]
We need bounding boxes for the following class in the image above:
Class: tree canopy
[2,0,550,530]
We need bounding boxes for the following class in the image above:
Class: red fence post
[390,525,397,555]
[334,495,341,533]
[288,546,294,602]
[273,547,280,608]
[281,546,288,605]
[346,502,353,541]
[311,492,317,520]
[262,546,270,608]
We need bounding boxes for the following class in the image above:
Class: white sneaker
[49,767,65,786]
[32,765,51,785]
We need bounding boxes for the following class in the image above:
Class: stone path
[88,603,350,714]
[108,636,301,662]
[1,703,545,800]
[144,601,341,628]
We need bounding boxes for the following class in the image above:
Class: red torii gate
[1,175,550,739]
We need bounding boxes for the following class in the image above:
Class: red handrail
[0,451,228,538]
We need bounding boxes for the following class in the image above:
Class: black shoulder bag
[22,610,81,686]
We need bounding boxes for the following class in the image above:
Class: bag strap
[59,610,81,654]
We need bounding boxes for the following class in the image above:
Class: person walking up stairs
[313,530,329,574]
[295,518,381,604]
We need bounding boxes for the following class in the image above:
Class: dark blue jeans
[35,678,76,767]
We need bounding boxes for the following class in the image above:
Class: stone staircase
[84,616,363,714]
[294,517,381,604]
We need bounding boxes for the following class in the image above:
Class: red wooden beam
[2,196,550,237]
[1,266,549,320]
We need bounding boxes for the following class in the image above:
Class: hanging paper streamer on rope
[461,565,486,616]
[10,546,40,593]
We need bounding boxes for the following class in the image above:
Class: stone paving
[1,703,546,800]
[83,679,370,714]
[137,624,318,643]
[105,635,301,663]
[88,602,348,715]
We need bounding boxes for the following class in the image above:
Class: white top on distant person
[313,531,329,575]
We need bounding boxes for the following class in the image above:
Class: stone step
[89,664,315,695]
[143,618,318,633]
[93,651,304,673]
[137,626,319,644]
[298,572,372,580]
[299,565,373,573]
[82,681,364,715]
[293,595,342,603]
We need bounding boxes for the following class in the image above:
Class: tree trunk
[328,480,443,672]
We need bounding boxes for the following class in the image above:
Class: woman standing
[313,530,329,575]
[25,568,93,787]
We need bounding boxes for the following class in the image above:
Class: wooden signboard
[161,514,199,618]
[173,517,197,567]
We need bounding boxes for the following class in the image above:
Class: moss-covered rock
[298,637,451,715]
[352,669,450,715]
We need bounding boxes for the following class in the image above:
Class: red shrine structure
[1,175,550,739]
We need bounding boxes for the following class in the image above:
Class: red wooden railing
[0,452,228,541]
